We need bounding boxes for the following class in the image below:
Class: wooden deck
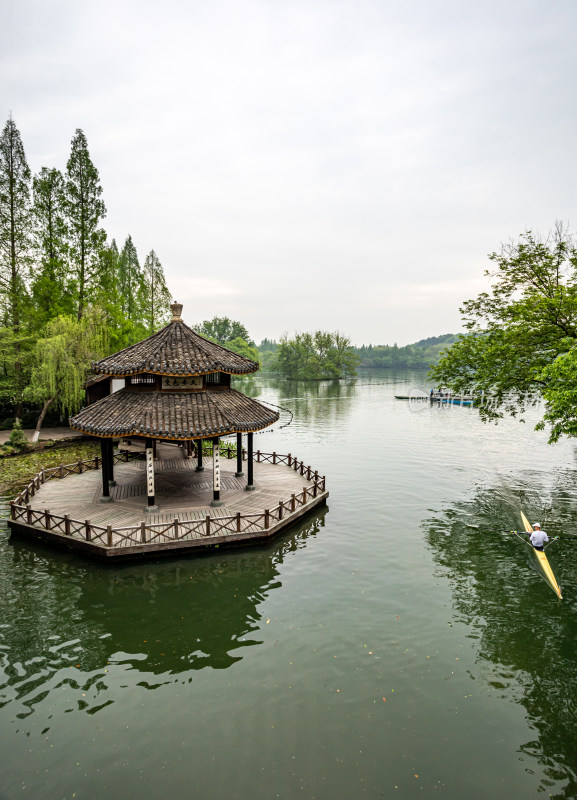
[8,444,328,558]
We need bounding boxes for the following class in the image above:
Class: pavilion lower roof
[69,389,279,440]
[91,320,259,377]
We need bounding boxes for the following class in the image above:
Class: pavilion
[70,302,279,511]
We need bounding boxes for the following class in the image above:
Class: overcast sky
[3,0,577,345]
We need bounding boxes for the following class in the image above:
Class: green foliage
[119,234,142,321]
[195,316,253,345]
[258,338,279,372]
[539,347,577,442]
[63,129,106,319]
[0,440,101,492]
[354,334,460,369]
[429,223,577,440]
[141,249,171,333]
[25,309,109,417]
[2,418,29,454]
[0,116,173,423]
[31,166,72,322]
[0,116,33,332]
[226,336,259,362]
[274,331,359,379]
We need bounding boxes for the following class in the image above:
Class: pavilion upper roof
[92,303,259,377]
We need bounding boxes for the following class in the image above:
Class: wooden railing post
[59,463,64,478]
[78,460,83,474]
[264,509,270,529]
[288,453,292,467]
[10,502,15,520]
[313,482,318,498]
[41,468,45,483]
[257,450,261,463]
[85,520,92,541]
[307,465,311,480]
[64,515,71,536]
[26,504,32,524]
[236,512,241,533]
[44,509,51,529]
[206,515,211,536]
[95,456,100,470]
[291,494,296,512]
[106,525,113,547]
[278,501,283,520]
[174,518,179,539]
[141,522,147,543]
[273,452,276,465]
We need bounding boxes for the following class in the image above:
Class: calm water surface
[1,371,577,799]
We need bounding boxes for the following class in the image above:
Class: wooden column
[108,438,116,486]
[144,438,158,513]
[210,437,223,507]
[245,431,255,491]
[235,432,244,477]
[196,439,204,471]
[99,438,113,503]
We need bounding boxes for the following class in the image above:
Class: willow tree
[25,309,109,441]
[63,129,106,319]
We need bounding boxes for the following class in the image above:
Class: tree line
[0,115,172,431]
[352,334,460,369]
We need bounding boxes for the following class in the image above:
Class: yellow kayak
[520,511,562,599]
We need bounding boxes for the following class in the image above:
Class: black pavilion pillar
[245,431,255,491]
[196,438,204,471]
[108,438,116,486]
[99,438,113,503]
[210,436,223,507]
[144,437,158,513]
[235,432,244,477]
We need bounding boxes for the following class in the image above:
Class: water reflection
[425,469,577,797]
[0,509,327,726]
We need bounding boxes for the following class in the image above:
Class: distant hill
[353,333,460,369]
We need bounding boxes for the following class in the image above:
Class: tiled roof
[92,320,259,377]
[70,389,279,439]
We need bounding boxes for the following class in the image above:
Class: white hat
[533,523,541,528]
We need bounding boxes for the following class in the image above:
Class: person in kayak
[529,523,549,551]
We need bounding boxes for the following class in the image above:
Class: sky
[2,0,577,346]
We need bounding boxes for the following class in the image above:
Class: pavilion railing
[9,450,327,550]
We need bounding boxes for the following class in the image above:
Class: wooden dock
[8,444,328,558]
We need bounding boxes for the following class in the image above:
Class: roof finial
[171,301,183,322]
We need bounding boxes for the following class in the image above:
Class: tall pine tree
[119,234,142,321]
[141,249,171,333]
[31,166,72,322]
[0,116,33,413]
[63,129,106,319]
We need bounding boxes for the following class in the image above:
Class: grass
[0,441,101,496]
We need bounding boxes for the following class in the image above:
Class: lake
[1,370,577,799]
